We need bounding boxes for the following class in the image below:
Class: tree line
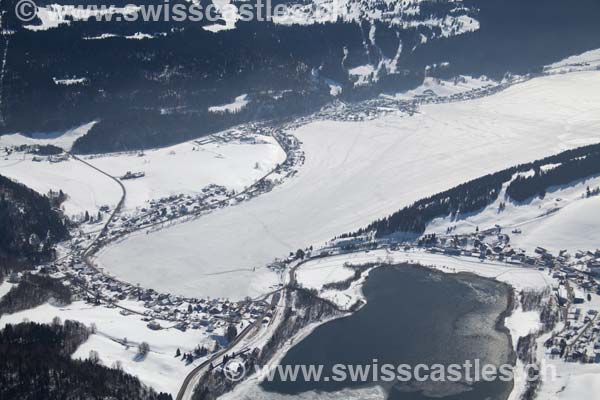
[506,148,600,202]
[0,321,172,400]
[344,142,600,238]
[0,174,69,270]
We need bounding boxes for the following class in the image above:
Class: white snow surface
[504,307,541,350]
[296,257,356,289]
[202,0,239,32]
[84,132,285,211]
[0,301,213,395]
[425,174,600,255]
[348,64,376,86]
[53,77,88,86]
[0,153,122,218]
[208,95,249,114]
[546,48,600,74]
[387,75,493,99]
[0,281,14,301]
[0,121,96,151]
[512,194,600,255]
[96,72,600,301]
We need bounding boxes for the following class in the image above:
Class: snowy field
[0,129,284,217]
[0,281,14,301]
[425,175,600,254]
[84,131,285,211]
[545,48,600,74]
[0,301,215,395]
[0,153,122,218]
[384,75,494,100]
[208,95,250,114]
[97,71,600,300]
[0,121,96,150]
[512,194,600,254]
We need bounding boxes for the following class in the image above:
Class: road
[176,253,338,400]
[67,152,127,258]
[65,135,294,400]
[92,128,295,244]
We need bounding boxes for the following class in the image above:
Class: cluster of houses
[51,251,270,340]
[3,144,68,161]
[88,184,233,246]
[545,296,600,364]
[120,171,145,180]
[315,74,529,124]
[320,225,600,366]
[42,128,302,347]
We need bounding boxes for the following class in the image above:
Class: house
[444,247,461,256]
[147,320,161,330]
[573,295,585,304]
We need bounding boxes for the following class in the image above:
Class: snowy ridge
[545,48,600,74]
[273,0,479,39]
[0,120,96,150]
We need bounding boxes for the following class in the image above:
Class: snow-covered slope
[425,174,600,255]
[385,75,493,100]
[96,71,600,300]
[0,129,284,218]
[85,131,285,211]
[512,194,600,254]
[0,281,14,301]
[0,301,214,395]
[0,154,122,218]
[545,48,600,74]
[0,121,96,151]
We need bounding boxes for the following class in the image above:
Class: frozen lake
[96,72,600,300]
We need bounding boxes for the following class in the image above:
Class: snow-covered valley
[3,54,600,400]
[0,127,285,218]
[96,71,600,300]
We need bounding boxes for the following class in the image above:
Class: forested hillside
[1,0,600,153]
[0,174,69,269]
[0,321,173,400]
[348,142,600,238]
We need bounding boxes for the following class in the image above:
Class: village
[310,220,600,368]
[6,236,280,367]
[4,60,600,395]
[316,73,528,123]
[5,103,600,373]
[1,123,303,368]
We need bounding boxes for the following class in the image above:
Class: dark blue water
[261,264,514,400]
